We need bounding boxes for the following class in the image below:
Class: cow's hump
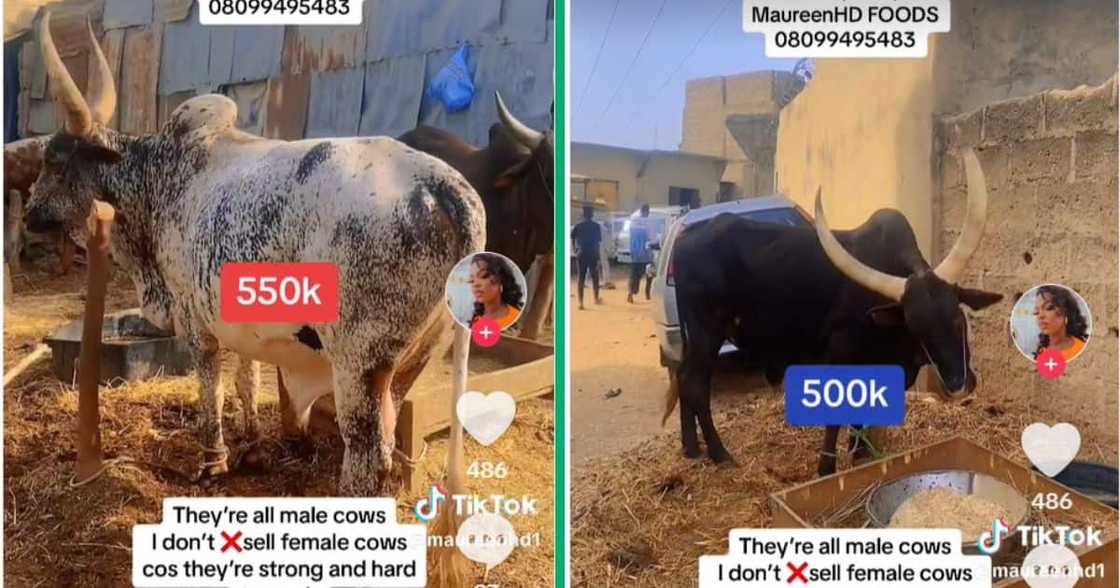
[163,95,238,141]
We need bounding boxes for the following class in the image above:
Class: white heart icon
[1020,544,1081,588]
[1021,423,1081,477]
[456,391,516,446]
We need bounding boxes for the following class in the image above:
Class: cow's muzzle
[934,368,977,400]
[26,208,63,233]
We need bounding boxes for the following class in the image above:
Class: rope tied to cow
[67,456,139,488]
[198,445,230,468]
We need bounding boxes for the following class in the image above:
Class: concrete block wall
[681,71,798,197]
[936,76,1119,460]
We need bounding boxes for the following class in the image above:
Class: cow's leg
[233,356,264,469]
[673,364,700,458]
[190,334,229,480]
[335,363,396,496]
[818,425,841,476]
[691,354,734,465]
[678,304,731,463]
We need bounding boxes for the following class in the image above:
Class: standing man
[571,206,603,310]
[628,204,653,303]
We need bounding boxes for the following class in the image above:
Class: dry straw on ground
[572,390,1117,587]
[4,263,554,587]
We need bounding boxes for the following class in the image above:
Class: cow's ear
[494,158,532,189]
[77,141,123,164]
[867,303,905,328]
[958,287,1003,310]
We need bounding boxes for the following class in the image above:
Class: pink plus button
[471,316,501,347]
[1036,349,1065,379]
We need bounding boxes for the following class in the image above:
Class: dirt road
[571,264,770,466]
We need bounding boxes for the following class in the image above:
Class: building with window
[571,141,726,214]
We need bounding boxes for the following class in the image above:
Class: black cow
[666,151,1002,475]
[399,93,553,271]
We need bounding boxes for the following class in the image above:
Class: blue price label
[784,365,905,426]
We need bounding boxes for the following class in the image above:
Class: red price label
[220,263,339,323]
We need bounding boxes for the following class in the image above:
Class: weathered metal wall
[13,0,553,146]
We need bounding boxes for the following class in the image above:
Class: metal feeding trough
[44,308,192,384]
[866,469,1030,556]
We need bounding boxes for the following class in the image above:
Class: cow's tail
[662,369,680,427]
[428,325,470,587]
[662,287,689,427]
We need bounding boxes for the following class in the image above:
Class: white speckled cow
[26,14,485,494]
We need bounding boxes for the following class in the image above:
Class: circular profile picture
[1010,283,1092,363]
[445,252,527,331]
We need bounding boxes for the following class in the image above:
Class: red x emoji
[786,562,809,584]
[220,530,243,553]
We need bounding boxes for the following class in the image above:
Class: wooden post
[75,200,114,483]
[5,190,23,274]
[519,252,554,340]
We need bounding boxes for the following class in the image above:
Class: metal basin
[866,470,1030,556]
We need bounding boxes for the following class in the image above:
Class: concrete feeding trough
[310,335,554,494]
[44,308,192,384]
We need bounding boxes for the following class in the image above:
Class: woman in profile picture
[469,252,524,330]
[1034,285,1089,361]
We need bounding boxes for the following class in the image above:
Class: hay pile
[571,390,1115,587]
[4,266,554,587]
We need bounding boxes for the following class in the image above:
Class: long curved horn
[814,188,906,302]
[495,91,544,149]
[934,149,989,283]
[38,12,93,137]
[84,19,116,126]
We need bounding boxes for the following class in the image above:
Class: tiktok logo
[977,517,1011,555]
[414,485,449,523]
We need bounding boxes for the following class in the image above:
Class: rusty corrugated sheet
[223,80,268,135]
[358,54,425,138]
[157,89,194,129]
[103,0,152,29]
[263,72,309,140]
[154,0,192,22]
[27,98,57,134]
[159,2,208,94]
[490,0,549,44]
[283,25,367,75]
[305,67,363,138]
[21,38,46,99]
[61,51,88,94]
[209,26,235,87]
[364,0,500,62]
[90,27,124,128]
[45,7,103,57]
[230,26,283,83]
[118,26,160,134]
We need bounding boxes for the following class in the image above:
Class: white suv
[615,205,686,265]
[650,196,811,368]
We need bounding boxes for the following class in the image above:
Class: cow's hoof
[682,445,702,459]
[712,453,739,468]
[195,461,229,486]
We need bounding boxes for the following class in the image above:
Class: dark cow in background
[27,14,485,494]
[399,95,554,337]
[666,151,1002,475]
[5,136,77,274]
